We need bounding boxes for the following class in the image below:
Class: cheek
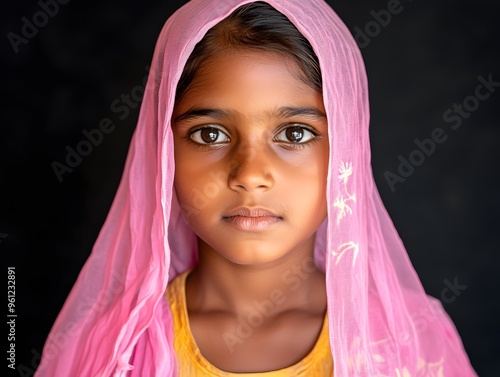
[174,166,203,207]
[291,146,329,183]
[174,144,200,208]
[173,154,226,215]
[293,176,327,212]
[287,148,329,211]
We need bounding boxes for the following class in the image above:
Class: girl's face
[172,50,329,265]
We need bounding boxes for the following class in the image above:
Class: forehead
[174,50,324,117]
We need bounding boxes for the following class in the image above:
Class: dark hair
[175,1,322,103]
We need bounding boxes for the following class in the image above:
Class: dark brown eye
[286,127,304,142]
[201,128,219,143]
[190,127,230,144]
[275,125,316,143]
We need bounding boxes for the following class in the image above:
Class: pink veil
[35,0,476,376]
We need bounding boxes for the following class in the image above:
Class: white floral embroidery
[395,367,412,377]
[393,357,445,377]
[373,354,385,363]
[332,241,359,266]
[333,161,356,224]
[339,161,353,185]
[333,196,353,223]
[346,336,367,371]
[370,337,445,377]
[416,357,444,377]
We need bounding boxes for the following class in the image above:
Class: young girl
[35,0,476,376]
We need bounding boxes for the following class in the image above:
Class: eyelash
[274,124,321,150]
[184,126,229,150]
[184,124,321,150]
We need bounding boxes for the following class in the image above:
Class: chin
[221,248,288,266]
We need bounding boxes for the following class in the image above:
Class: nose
[227,142,274,193]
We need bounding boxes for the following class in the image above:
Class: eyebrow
[274,106,326,119]
[174,106,327,123]
[175,108,230,123]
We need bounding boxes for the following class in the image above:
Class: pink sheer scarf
[35,0,476,375]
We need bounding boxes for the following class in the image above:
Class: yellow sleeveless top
[166,270,333,376]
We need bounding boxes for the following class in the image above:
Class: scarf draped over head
[35,0,476,376]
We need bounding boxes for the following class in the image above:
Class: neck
[186,235,326,317]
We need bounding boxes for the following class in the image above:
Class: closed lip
[222,207,282,232]
[222,207,281,219]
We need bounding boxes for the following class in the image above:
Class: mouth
[221,207,283,232]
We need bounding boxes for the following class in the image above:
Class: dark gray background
[2,0,499,375]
